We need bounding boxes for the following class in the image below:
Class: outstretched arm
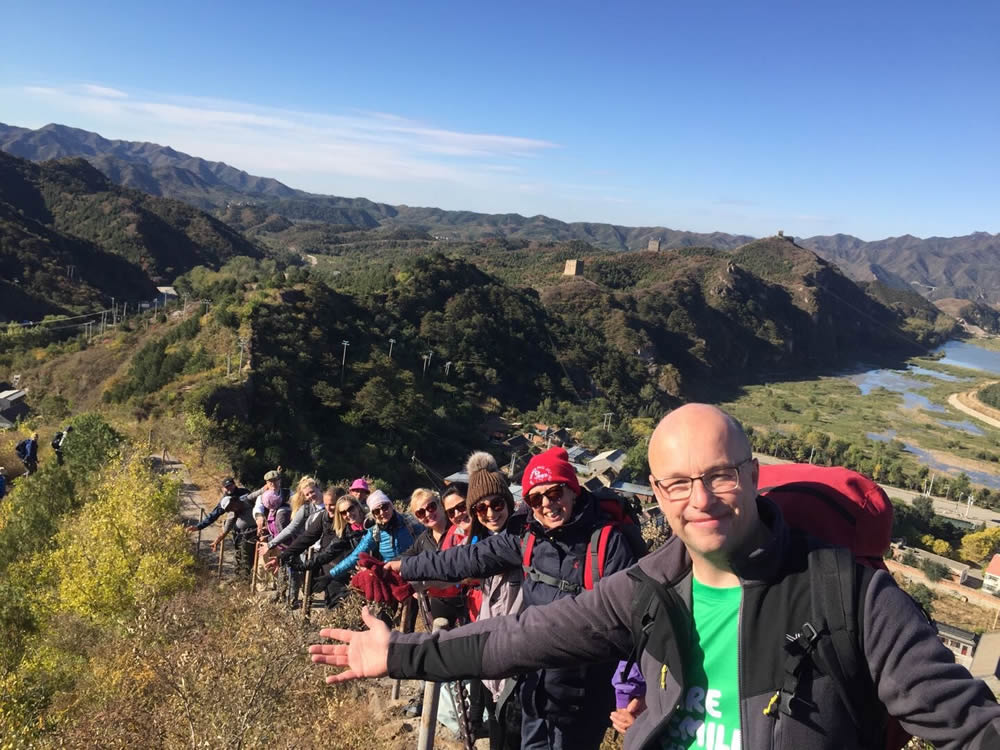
[327,529,375,579]
[398,532,521,582]
[310,561,639,685]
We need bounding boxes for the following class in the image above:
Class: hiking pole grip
[417,617,450,750]
[302,549,314,622]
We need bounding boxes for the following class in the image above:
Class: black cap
[222,477,236,488]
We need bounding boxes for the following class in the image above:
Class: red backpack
[521,494,648,593]
[758,463,908,750]
[758,463,892,568]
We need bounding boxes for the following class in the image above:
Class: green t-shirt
[662,578,743,750]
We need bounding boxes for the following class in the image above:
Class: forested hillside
[0,151,264,320]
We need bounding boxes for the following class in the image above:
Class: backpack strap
[766,544,884,744]
[620,566,690,692]
[520,531,583,595]
[584,525,614,589]
[620,567,661,684]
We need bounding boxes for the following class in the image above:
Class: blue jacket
[328,511,424,578]
[0,475,6,499]
[16,439,37,461]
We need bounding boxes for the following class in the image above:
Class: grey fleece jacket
[387,497,1000,750]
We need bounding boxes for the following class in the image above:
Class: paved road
[949,392,1000,430]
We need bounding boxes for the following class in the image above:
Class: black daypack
[51,432,64,450]
[622,541,900,749]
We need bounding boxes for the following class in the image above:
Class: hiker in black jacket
[385,447,639,750]
[187,477,255,577]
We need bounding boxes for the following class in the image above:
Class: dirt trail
[151,451,238,574]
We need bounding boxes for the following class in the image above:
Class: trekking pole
[196,509,204,554]
[302,548,314,622]
[390,597,414,700]
[415,589,473,748]
[417,617,450,750]
[217,536,225,579]
[251,541,260,593]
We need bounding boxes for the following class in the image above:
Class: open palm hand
[308,607,391,684]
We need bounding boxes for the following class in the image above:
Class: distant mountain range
[0,150,261,320]
[3,122,999,304]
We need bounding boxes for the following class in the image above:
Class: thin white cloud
[12,84,560,188]
[81,84,128,99]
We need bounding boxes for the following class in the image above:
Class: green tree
[921,559,950,582]
[906,583,935,614]
[912,495,935,523]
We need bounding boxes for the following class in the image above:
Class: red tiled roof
[986,554,1000,577]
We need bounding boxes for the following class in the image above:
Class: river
[855,339,1000,489]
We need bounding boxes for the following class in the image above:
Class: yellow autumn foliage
[40,453,194,623]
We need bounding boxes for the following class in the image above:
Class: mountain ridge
[3,122,999,302]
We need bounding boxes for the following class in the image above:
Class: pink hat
[260,489,283,511]
[350,478,370,492]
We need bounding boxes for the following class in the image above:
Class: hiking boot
[403,698,423,717]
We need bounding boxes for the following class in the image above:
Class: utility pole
[444,361,452,378]
[238,337,249,375]
[388,338,396,359]
[227,353,232,378]
[341,340,349,385]
[421,353,431,379]
[111,297,115,325]
[602,412,613,431]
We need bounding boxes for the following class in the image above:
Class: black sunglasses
[473,497,507,517]
[525,484,567,509]
[445,501,468,518]
[414,501,439,520]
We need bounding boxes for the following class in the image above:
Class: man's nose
[687,477,714,510]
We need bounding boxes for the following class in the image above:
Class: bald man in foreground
[310,404,1000,749]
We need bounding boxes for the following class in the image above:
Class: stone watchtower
[563,259,583,276]
[647,239,662,252]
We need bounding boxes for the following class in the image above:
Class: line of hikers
[6,426,73,482]
[186,446,651,747]
[302,404,1000,750]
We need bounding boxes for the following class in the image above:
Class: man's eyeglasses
[525,484,567,509]
[652,458,753,501]
[445,501,468,519]
[414,501,439,520]
[473,497,506,518]
[372,503,393,516]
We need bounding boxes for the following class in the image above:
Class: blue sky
[2,0,998,240]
